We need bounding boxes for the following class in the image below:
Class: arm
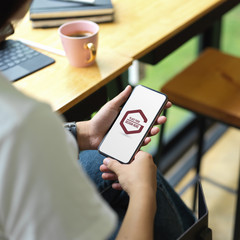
[102,151,157,240]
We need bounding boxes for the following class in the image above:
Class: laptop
[178,181,212,240]
[0,39,55,82]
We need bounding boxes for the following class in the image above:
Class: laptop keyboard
[0,40,55,82]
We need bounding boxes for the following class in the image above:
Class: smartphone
[98,85,168,164]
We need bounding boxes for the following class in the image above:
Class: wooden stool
[161,48,240,240]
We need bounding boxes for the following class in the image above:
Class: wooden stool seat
[161,48,240,128]
[161,47,240,240]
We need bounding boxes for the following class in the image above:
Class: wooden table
[99,0,239,62]
[12,18,132,114]
[12,0,239,114]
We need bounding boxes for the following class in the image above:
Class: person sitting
[0,0,195,239]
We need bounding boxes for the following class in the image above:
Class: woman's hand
[103,151,158,240]
[100,151,157,194]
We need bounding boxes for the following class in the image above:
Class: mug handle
[84,42,96,63]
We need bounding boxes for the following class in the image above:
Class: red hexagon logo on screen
[120,109,148,134]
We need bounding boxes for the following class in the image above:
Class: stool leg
[233,166,240,240]
[154,108,168,166]
[193,115,206,211]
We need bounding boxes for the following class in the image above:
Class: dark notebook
[30,0,114,28]
[0,40,55,82]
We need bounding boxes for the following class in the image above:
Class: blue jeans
[79,150,195,240]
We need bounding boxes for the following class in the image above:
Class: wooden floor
[173,127,240,240]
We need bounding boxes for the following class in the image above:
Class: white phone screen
[98,85,168,163]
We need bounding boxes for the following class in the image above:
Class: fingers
[112,182,123,190]
[142,127,160,146]
[100,158,120,181]
[143,137,151,146]
[156,115,167,125]
[100,159,123,190]
[165,101,172,109]
[99,163,110,172]
[103,158,121,173]
[150,126,160,135]
[102,172,118,181]
[109,85,132,109]
[141,115,167,147]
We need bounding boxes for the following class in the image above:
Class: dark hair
[0,0,30,29]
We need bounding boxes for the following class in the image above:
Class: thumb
[103,158,121,175]
[110,85,132,108]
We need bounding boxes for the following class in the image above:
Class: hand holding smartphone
[98,85,168,164]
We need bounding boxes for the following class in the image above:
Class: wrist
[76,121,91,150]
[130,189,157,219]
[131,186,156,201]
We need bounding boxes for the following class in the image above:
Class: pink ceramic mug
[58,20,99,67]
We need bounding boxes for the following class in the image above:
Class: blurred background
[131,4,240,240]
